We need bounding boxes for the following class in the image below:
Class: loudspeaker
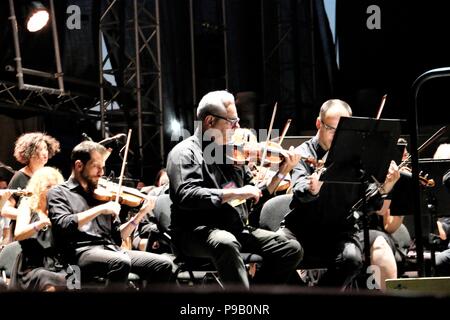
[386,277,450,294]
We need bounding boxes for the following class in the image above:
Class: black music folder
[320,116,403,185]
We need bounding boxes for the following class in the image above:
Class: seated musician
[47,141,173,288]
[279,99,400,290]
[11,167,67,291]
[133,169,171,253]
[433,143,450,275]
[166,90,303,289]
[356,137,412,291]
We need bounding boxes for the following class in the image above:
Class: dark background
[1,0,449,181]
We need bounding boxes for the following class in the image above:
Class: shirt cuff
[211,189,224,207]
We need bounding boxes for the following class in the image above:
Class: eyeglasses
[320,120,336,132]
[210,113,240,127]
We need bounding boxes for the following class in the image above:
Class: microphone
[98,133,127,146]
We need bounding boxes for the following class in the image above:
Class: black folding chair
[259,194,328,286]
[153,194,263,287]
[0,241,22,288]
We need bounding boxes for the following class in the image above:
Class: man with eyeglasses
[279,99,400,290]
[166,90,303,288]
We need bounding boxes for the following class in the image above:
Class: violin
[251,165,292,193]
[227,140,320,167]
[93,177,147,207]
[399,170,435,188]
[0,189,32,197]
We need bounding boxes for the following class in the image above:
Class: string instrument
[252,165,292,192]
[374,94,436,188]
[0,189,32,197]
[227,129,320,168]
[93,129,147,209]
[225,128,289,193]
[399,170,435,188]
[93,177,147,207]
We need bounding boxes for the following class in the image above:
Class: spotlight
[171,119,181,133]
[26,1,49,32]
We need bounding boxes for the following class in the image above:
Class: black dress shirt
[166,128,269,234]
[47,177,122,255]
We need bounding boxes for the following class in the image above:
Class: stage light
[171,119,181,133]
[26,1,49,32]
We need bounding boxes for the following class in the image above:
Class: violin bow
[260,102,277,166]
[417,125,448,154]
[115,129,133,206]
[375,94,387,119]
[278,119,292,145]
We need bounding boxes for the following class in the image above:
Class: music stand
[319,116,402,273]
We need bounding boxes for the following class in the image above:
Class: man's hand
[278,146,301,175]
[99,201,121,217]
[308,171,323,195]
[237,185,262,203]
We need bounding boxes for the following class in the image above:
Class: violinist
[11,167,67,291]
[433,143,450,276]
[0,190,11,248]
[280,99,401,290]
[166,90,302,288]
[357,137,411,291]
[1,132,60,244]
[133,168,171,252]
[47,141,173,288]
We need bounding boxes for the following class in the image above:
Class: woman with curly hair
[11,166,67,291]
[1,132,60,242]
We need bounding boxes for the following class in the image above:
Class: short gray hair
[197,90,235,120]
[319,99,352,120]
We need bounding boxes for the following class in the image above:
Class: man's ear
[315,117,321,130]
[204,115,214,128]
[74,160,83,171]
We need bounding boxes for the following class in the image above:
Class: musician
[360,138,411,291]
[280,99,400,289]
[166,90,303,288]
[0,189,11,248]
[433,143,450,275]
[47,141,173,288]
[11,167,67,291]
[0,190,10,212]
[133,168,170,252]
[1,132,60,243]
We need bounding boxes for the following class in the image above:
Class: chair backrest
[153,194,173,234]
[259,194,294,232]
[0,241,22,278]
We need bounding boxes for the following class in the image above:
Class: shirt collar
[66,176,82,191]
[311,135,327,160]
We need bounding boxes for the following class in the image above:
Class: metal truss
[0,80,101,119]
[100,0,163,178]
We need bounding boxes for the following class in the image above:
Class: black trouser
[279,227,363,290]
[76,245,173,287]
[175,226,303,288]
[436,248,450,276]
